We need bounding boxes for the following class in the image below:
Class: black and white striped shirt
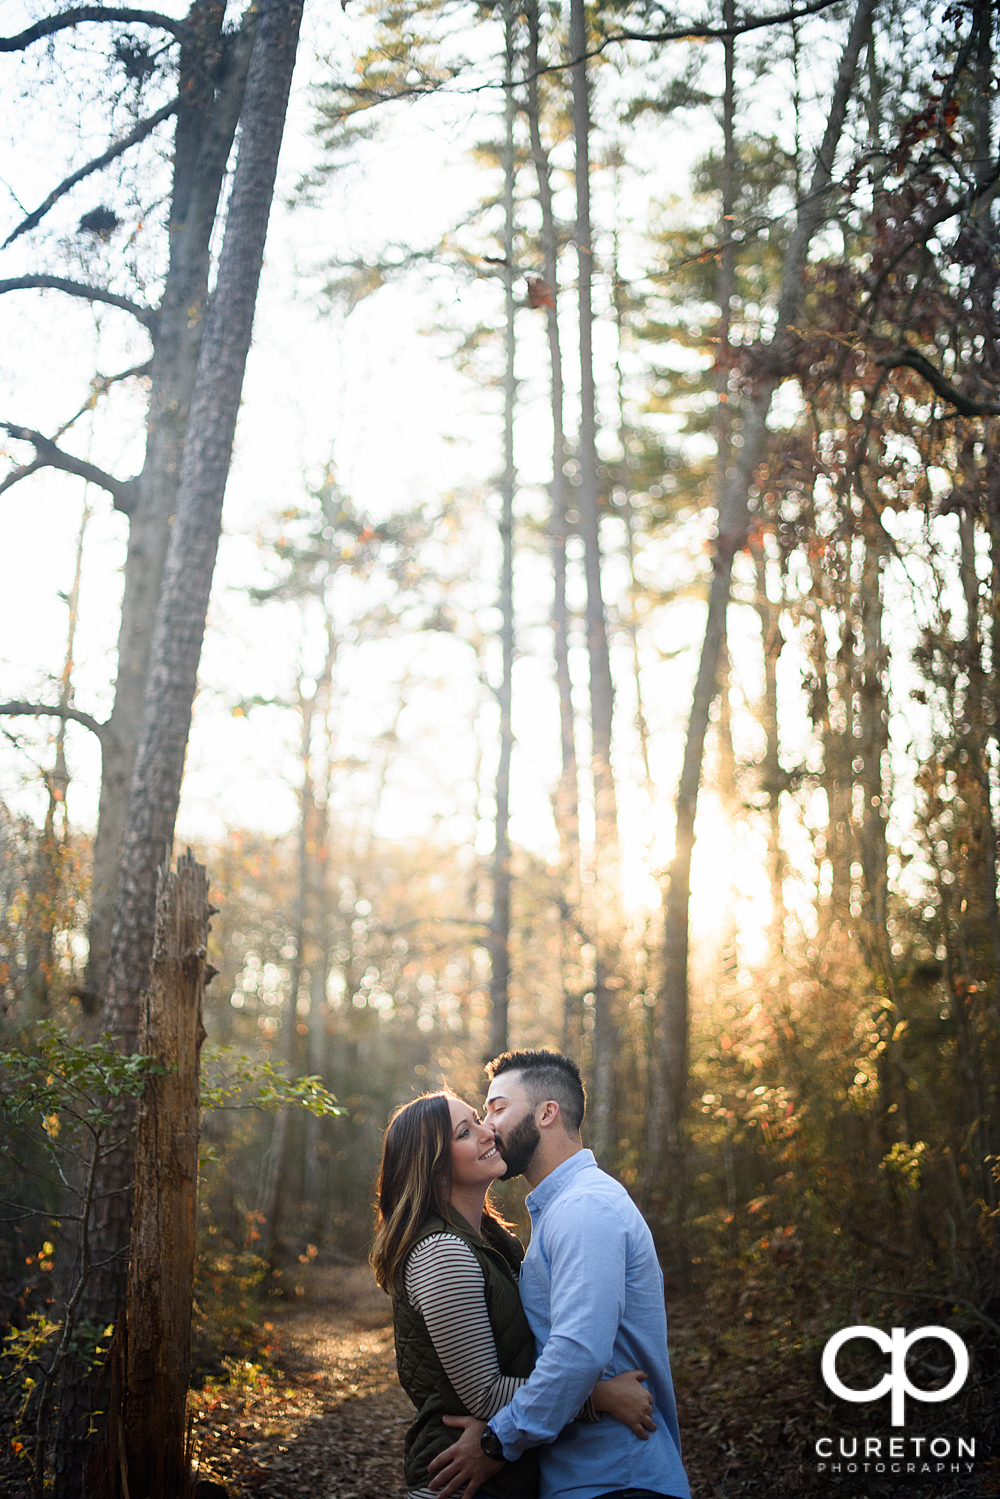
[403,1232,529,1499]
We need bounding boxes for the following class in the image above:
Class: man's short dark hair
[485,1049,586,1133]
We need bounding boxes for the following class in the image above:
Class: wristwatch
[480,1426,506,1463]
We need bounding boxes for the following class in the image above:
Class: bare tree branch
[875,348,1000,417]
[56,361,153,436]
[0,275,156,328]
[3,97,179,248]
[0,423,139,511]
[606,0,848,46]
[0,7,191,51]
[0,701,111,745]
[0,454,46,489]
[334,0,848,109]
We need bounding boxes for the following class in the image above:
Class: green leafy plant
[0,1024,161,1499]
[200,1045,344,1117]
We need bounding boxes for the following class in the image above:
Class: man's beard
[495,1111,540,1180]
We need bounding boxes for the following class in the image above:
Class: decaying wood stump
[92,850,214,1498]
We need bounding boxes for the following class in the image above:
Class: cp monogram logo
[821,1326,969,1426]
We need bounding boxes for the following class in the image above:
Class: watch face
[480,1427,504,1461]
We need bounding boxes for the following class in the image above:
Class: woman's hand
[592,1369,656,1438]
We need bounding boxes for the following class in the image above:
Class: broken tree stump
[123,849,214,1497]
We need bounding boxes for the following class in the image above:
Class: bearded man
[429,1048,690,1499]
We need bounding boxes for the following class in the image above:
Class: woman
[371,1091,655,1499]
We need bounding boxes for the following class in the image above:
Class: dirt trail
[189,1266,1000,1499]
[190,1266,411,1499]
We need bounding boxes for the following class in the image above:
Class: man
[429,1049,690,1499]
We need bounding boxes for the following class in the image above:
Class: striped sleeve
[403,1232,527,1420]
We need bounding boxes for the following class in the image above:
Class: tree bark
[958,506,1000,981]
[92,852,212,1499]
[972,0,994,236]
[653,0,877,1172]
[525,0,579,873]
[57,2,303,1482]
[259,686,312,1260]
[645,0,737,1195]
[24,502,86,1012]
[754,547,786,931]
[260,645,337,1253]
[569,0,615,837]
[489,0,517,1061]
[569,0,616,1159]
[304,659,334,1226]
[82,2,256,1014]
[857,526,891,976]
[103,0,302,1046]
[525,1,582,1048]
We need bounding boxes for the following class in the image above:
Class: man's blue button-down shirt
[489,1150,690,1499]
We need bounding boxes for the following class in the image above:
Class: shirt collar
[525,1147,595,1218]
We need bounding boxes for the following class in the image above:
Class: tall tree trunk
[713,0,743,961]
[609,203,654,804]
[653,0,877,1175]
[805,532,853,938]
[103,0,302,1048]
[82,3,256,1014]
[305,894,330,1220]
[959,507,1000,984]
[968,1,1000,1032]
[261,679,314,1259]
[524,0,581,1042]
[948,511,993,1194]
[56,4,303,1484]
[857,526,891,978]
[262,627,337,1248]
[25,497,88,1012]
[828,599,857,927]
[305,658,334,1224]
[972,0,994,236]
[987,455,1000,1020]
[645,0,735,1192]
[754,547,786,933]
[569,0,616,1158]
[489,0,517,1060]
[569,0,615,834]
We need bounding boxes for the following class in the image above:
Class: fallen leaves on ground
[188,1264,999,1499]
[189,1266,410,1498]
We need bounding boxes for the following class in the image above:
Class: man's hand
[427,1416,500,1499]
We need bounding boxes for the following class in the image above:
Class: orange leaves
[893,96,960,171]
[477,262,555,310]
[526,276,555,310]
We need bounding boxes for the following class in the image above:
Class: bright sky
[1,0,931,963]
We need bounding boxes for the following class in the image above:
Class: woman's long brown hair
[370,1091,514,1293]
[371,1092,455,1293]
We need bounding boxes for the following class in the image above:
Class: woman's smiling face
[447,1096,505,1189]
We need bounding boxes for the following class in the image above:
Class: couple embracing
[372,1049,690,1499]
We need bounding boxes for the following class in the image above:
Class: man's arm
[488,1196,628,1458]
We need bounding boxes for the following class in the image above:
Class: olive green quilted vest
[393,1211,539,1498]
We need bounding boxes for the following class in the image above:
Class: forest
[1,0,999,1495]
